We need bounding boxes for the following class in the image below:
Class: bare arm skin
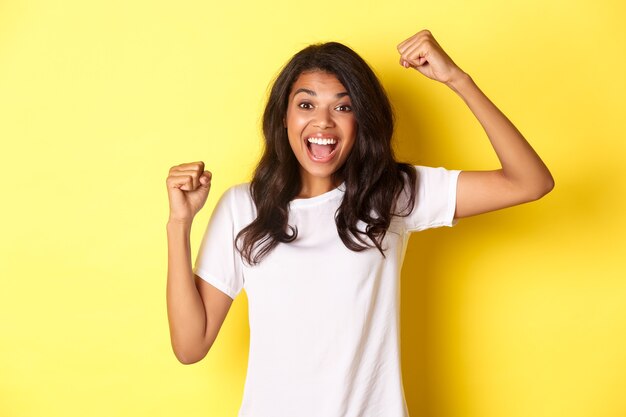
[447,73,554,218]
[397,30,554,218]
[166,162,234,364]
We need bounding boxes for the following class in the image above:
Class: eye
[335,104,352,112]
[298,102,314,109]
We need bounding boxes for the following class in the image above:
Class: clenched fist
[166,161,212,223]
[397,29,466,85]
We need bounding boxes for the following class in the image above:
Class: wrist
[445,70,473,93]
[167,218,193,232]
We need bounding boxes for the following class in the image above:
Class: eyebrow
[293,88,350,98]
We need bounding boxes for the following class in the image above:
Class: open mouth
[305,136,339,162]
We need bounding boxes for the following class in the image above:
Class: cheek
[344,120,357,148]
[287,112,307,130]
[344,138,356,156]
[286,128,304,154]
[285,111,296,139]
[286,131,299,151]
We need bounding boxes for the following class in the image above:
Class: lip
[303,133,340,163]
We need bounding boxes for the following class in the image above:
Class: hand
[397,29,466,85]
[166,161,212,224]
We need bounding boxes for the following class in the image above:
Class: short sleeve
[193,186,245,300]
[402,165,462,233]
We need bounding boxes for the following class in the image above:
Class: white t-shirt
[193,165,461,417]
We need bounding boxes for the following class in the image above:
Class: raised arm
[397,29,554,219]
[166,162,233,364]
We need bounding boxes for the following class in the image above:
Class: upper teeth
[307,137,337,145]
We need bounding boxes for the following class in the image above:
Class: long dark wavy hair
[236,42,417,265]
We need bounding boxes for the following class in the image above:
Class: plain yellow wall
[1,0,625,416]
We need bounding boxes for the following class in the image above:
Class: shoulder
[411,165,462,207]
[395,164,462,231]
[216,182,256,226]
[400,164,444,185]
[398,165,440,197]
[409,165,462,192]
[222,182,252,202]
[413,165,452,180]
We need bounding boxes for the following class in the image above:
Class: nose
[313,108,335,129]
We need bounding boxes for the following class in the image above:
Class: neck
[296,172,341,199]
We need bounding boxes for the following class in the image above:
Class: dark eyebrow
[293,88,350,99]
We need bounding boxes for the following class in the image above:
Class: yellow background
[1,0,625,416]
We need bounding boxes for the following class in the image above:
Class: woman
[165,29,554,416]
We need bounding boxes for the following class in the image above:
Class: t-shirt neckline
[289,182,346,208]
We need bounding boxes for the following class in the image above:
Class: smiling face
[285,70,357,197]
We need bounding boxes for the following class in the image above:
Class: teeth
[307,137,337,145]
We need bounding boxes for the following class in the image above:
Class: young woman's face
[285,71,357,187]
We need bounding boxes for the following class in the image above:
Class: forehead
[290,71,348,96]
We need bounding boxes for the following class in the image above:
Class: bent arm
[447,72,555,219]
[166,220,233,364]
[397,30,554,219]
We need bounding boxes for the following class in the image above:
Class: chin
[304,166,336,178]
